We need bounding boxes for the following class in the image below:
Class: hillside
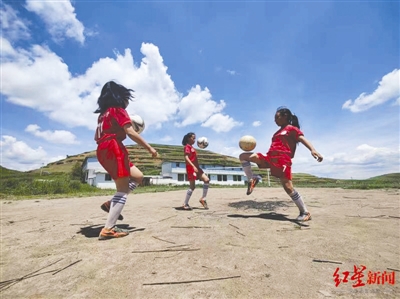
[28,144,243,176]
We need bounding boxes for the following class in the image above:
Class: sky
[1,0,399,179]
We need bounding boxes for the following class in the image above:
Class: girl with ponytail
[239,106,323,222]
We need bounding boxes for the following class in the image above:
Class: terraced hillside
[30,144,243,176]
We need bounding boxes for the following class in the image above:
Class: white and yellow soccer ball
[239,135,257,151]
[130,114,145,134]
[197,136,209,149]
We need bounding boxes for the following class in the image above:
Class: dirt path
[1,188,399,299]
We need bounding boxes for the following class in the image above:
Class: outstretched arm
[298,135,323,162]
[124,124,158,158]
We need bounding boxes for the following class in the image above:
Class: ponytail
[182,132,195,146]
[276,106,300,129]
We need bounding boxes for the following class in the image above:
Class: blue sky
[1,0,399,179]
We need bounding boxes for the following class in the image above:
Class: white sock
[289,190,307,213]
[105,192,127,228]
[241,161,253,180]
[202,183,209,199]
[184,189,193,205]
[128,179,137,193]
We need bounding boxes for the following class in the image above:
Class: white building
[82,157,247,189]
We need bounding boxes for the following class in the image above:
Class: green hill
[3,145,399,189]
[28,143,243,176]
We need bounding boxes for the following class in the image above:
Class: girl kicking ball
[94,81,158,240]
[239,106,323,222]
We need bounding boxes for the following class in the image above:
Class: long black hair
[276,106,300,129]
[94,81,134,114]
[182,132,195,146]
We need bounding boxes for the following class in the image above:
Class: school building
[81,157,247,189]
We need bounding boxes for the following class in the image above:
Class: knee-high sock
[289,190,307,213]
[105,192,127,228]
[202,183,209,199]
[129,179,137,193]
[184,189,193,205]
[241,161,253,180]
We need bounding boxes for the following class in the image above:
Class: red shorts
[97,139,134,180]
[186,166,203,181]
[256,153,292,180]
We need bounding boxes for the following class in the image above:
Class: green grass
[1,149,399,200]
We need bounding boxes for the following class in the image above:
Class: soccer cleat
[296,211,312,222]
[199,198,209,209]
[100,201,124,221]
[246,175,261,195]
[182,204,192,210]
[113,226,130,233]
[98,227,129,240]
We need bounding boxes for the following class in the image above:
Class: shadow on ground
[76,224,144,238]
[228,200,289,211]
[227,200,309,226]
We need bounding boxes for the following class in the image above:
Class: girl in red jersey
[239,106,323,222]
[181,132,210,210]
[94,81,158,240]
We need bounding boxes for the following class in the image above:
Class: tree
[70,162,83,181]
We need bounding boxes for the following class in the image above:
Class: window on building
[223,175,227,181]
[176,162,180,167]
[233,175,242,182]
[178,174,185,181]
[105,174,112,181]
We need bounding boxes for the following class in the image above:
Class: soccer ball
[197,137,209,149]
[239,135,256,151]
[130,114,145,134]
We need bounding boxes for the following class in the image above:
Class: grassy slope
[1,144,399,187]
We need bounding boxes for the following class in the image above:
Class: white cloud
[227,70,237,75]
[0,3,30,41]
[202,113,243,133]
[160,135,173,143]
[294,143,400,179]
[342,69,400,112]
[0,135,65,171]
[1,39,241,136]
[25,0,85,44]
[252,121,261,127]
[176,85,227,127]
[25,124,79,145]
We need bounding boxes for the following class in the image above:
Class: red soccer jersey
[95,107,131,144]
[267,125,303,158]
[184,144,197,164]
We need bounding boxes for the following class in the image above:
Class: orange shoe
[199,198,209,209]
[98,227,129,240]
[100,201,124,220]
[246,175,261,195]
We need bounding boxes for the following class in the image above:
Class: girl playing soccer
[239,106,323,221]
[181,132,210,210]
[94,81,158,240]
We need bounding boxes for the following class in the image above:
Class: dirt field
[1,187,399,299]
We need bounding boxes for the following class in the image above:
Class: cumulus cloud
[202,113,243,133]
[253,121,261,127]
[25,0,85,44]
[342,69,400,112]
[25,124,79,144]
[176,85,226,127]
[1,40,240,133]
[0,3,30,41]
[0,136,65,171]
[294,143,400,179]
